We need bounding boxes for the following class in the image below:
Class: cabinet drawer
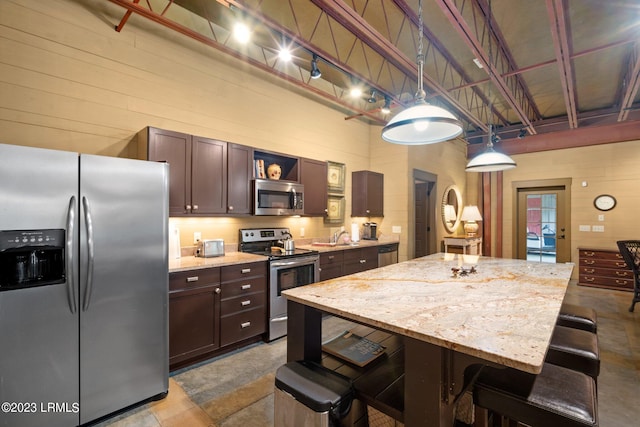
[579,257,629,270]
[221,308,266,346]
[320,251,344,267]
[170,268,220,291]
[221,276,266,299]
[221,262,267,282]
[221,292,267,317]
[579,275,633,289]
[343,247,378,262]
[579,249,625,261]
[320,264,343,281]
[577,266,634,279]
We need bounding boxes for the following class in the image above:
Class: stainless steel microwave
[253,179,304,216]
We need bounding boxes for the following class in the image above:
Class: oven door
[269,255,319,341]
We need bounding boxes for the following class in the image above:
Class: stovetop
[239,228,318,260]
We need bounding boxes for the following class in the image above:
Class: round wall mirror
[441,185,462,234]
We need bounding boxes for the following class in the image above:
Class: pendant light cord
[486,0,495,149]
[415,0,426,102]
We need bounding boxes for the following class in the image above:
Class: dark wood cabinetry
[343,246,379,275]
[220,262,267,347]
[578,248,634,291]
[169,268,221,367]
[319,251,344,281]
[300,158,328,216]
[140,127,251,216]
[352,170,384,217]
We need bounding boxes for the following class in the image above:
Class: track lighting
[368,90,377,103]
[381,96,391,115]
[517,128,527,139]
[310,54,321,79]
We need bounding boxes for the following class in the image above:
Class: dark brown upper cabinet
[352,170,384,217]
[139,127,251,216]
[300,158,328,217]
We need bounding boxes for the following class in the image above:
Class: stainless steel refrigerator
[0,143,169,426]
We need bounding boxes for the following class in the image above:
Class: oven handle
[270,256,318,268]
[272,316,288,323]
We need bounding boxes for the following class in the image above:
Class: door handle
[82,196,95,312]
[66,196,77,314]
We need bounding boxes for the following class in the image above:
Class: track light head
[367,90,377,103]
[310,54,321,79]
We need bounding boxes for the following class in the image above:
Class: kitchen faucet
[332,230,349,244]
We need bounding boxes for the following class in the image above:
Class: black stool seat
[473,363,598,427]
[547,325,600,380]
[557,302,597,333]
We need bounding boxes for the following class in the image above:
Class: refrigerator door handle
[82,196,95,311]
[66,196,77,314]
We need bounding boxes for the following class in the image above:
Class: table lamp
[461,205,482,237]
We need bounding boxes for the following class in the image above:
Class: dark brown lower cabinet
[343,246,379,275]
[169,268,221,367]
[319,251,344,281]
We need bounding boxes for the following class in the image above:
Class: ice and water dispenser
[0,229,66,291]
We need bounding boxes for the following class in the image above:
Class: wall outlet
[579,225,591,232]
[392,225,401,234]
[598,214,604,221]
[592,225,605,232]
[300,227,305,237]
[194,231,202,243]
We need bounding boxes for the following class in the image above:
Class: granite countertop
[169,252,268,272]
[297,237,399,253]
[283,253,574,374]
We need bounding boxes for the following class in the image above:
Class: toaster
[196,239,225,257]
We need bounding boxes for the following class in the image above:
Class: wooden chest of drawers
[578,248,633,291]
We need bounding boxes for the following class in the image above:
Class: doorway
[513,179,571,263]
[414,170,437,258]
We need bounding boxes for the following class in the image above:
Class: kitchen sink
[311,242,359,247]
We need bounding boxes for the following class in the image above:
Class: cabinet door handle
[241,322,251,329]
[187,276,199,282]
[186,204,192,210]
[241,268,251,274]
[215,287,221,294]
[192,205,199,210]
[241,284,252,290]
[241,300,251,306]
[360,259,366,264]
[228,205,234,211]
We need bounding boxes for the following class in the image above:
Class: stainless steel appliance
[196,238,225,257]
[378,243,399,267]
[239,228,318,340]
[0,143,169,427]
[362,222,378,240]
[253,179,304,216]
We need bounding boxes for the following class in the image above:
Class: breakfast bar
[283,253,574,426]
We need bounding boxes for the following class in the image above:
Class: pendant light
[381,0,463,145]
[466,0,516,172]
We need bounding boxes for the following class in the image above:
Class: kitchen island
[283,253,574,426]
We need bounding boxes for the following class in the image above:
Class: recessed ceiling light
[473,58,484,69]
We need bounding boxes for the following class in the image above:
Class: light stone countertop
[283,253,574,374]
[169,253,268,272]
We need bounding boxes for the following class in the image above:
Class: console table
[443,236,482,255]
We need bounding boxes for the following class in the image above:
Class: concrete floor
[97,281,640,427]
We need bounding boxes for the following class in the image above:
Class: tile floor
[96,281,640,427]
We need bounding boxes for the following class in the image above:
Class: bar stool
[471,363,598,427]
[546,325,600,382]
[557,302,597,333]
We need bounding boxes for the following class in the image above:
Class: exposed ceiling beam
[546,0,578,129]
[435,0,539,134]
[618,43,640,122]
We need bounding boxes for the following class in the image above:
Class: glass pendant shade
[465,147,516,172]
[381,101,464,145]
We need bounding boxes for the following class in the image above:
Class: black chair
[616,240,640,312]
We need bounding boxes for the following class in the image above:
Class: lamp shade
[461,205,482,222]
[381,102,463,145]
[444,204,457,222]
[465,147,516,172]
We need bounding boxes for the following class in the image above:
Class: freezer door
[78,155,169,424]
[0,143,80,427]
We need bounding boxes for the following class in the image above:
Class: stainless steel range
[239,228,319,341]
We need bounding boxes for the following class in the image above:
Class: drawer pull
[616,280,627,285]
[584,260,595,265]
[584,251,595,257]
[241,321,251,329]
[328,255,335,260]
[616,253,623,259]
[186,276,199,282]
[616,271,629,277]
[585,277,595,282]
[241,300,251,306]
[241,268,251,274]
[360,259,366,264]
[616,262,627,268]
[584,268,595,274]
[241,284,252,290]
